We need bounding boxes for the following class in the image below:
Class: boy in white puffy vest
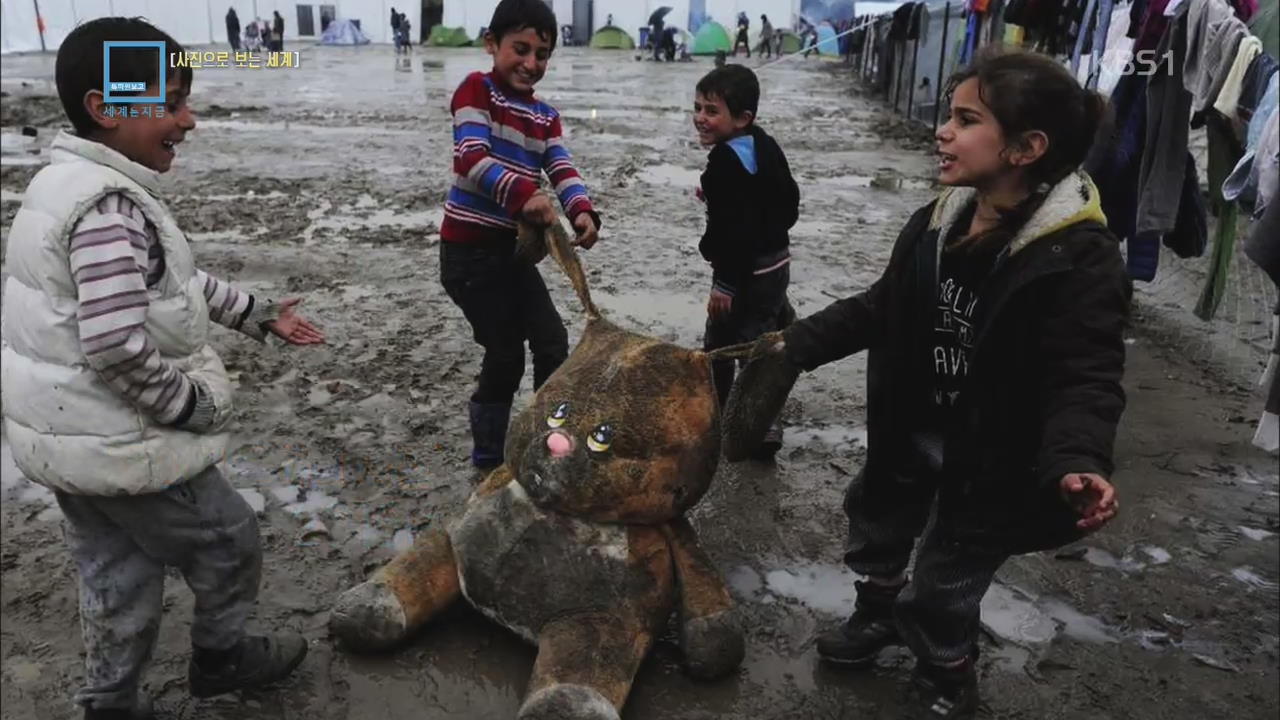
[1,18,324,720]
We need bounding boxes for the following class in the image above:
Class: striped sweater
[442,71,598,244]
[70,193,269,428]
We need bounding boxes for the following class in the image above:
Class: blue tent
[319,18,371,45]
[815,22,839,55]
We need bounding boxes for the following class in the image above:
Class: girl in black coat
[741,49,1129,718]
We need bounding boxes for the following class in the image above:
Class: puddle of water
[392,528,415,552]
[236,488,266,515]
[784,424,867,450]
[1082,545,1171,571]
[200,190,290,202]
[595,290,703,341]
[728,565,765,597]
[198,118,417,137]
[1231,566,1279,590]
[637,164,702,186]
[269,484,340,516]
[981,583,1117,647]
[1,188,25,202]
[819,174,935,191]
[762,562,858,616]
[1239,526,1276,541]
[577,132,670,150]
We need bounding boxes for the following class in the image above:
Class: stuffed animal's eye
[587,424,614,453]
[546,402,569,428]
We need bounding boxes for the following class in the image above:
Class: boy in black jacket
[693,65,799,458]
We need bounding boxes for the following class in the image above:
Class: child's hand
[572,214,599,249]
[521,193,557,227]
[708,288,733,318]
[1059,473,1118,532]
[267,298,326,345]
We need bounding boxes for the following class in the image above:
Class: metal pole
[33,0,47,52]
[935,2,951,132]
[892,40,902,110]
[907,36,920,120]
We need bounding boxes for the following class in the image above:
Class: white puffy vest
[2,132,233,495]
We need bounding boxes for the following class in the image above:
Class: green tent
[590,25,636,49]
[691,21,731,55]
[776,29,802,54]
[428,25,471,47]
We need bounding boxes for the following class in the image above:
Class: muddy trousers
[440,240,569,404]
[703,265,794,407]
[54,466,262,710]
[842,469,1008,664]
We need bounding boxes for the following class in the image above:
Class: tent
[319,18,371,45]
[428,25,472,46]
[590,25,636,49]
[815,22,839,55]
[776,29,802,54]
[690,21,731,55]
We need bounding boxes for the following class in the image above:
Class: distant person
[650,14,665,61]
[752,49,1126,719]
[799,17,819,58]
[272,11,284,52]
[244,17,260,51]
[5,16,326,720]
[759,14,774,58]
[733,12,750,56]
[391,6,400,34]
[398,13,413,51]
[661,26,678,61]
[441,0,602,469]
[606,12,614,26]
[225,7,240,51]
[691,64,799,458]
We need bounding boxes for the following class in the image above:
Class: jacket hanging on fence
[1236,53,1279,123]
[1136,0,1194,240]
[1245,201,1280,453]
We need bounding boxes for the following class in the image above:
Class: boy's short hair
[488,0,558,49]
[56,17,192,137]
[696,65,760,119]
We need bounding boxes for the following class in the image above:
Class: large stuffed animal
[330,215,774,720]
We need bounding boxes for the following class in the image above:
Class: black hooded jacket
[699,124,800,294]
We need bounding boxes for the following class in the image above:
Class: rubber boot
[469,401,512,469]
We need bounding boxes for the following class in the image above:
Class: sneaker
[912,660,979,719]
[188,633,308,699]
[815,580,904,666]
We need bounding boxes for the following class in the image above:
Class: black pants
[734,30,751,56]
[842,467,1008,664]
[440,240,569,404]
[703,265,793,407]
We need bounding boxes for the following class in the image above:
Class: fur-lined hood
[927,170,1108,256]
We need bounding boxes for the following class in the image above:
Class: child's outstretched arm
[69,195,220,431]
[541,115,601,248]
[195,269,324,345]
[451,74,542,222]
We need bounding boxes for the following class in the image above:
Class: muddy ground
[1,46,1277,720]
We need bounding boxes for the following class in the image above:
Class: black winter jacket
[784,172,1132,554]
[699,125,799,294]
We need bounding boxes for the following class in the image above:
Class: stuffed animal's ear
[515,221,549,265]
[720,332,799,462]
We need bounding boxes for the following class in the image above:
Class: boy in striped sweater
[440,0,602,469]
[1,18,322,719]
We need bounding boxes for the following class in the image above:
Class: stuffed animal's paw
[680,609,746,680]
[518,684,620,720]
[329,580,409,652]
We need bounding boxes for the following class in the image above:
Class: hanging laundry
[1136,0,1194,242]
[1212,34,1263,116]
[1236,53,1279,124]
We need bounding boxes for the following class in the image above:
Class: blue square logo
[103,41,166,104]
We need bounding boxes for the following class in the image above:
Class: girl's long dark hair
[945,47,1110,252]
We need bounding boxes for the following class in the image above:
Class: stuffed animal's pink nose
[546,431,573,458]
